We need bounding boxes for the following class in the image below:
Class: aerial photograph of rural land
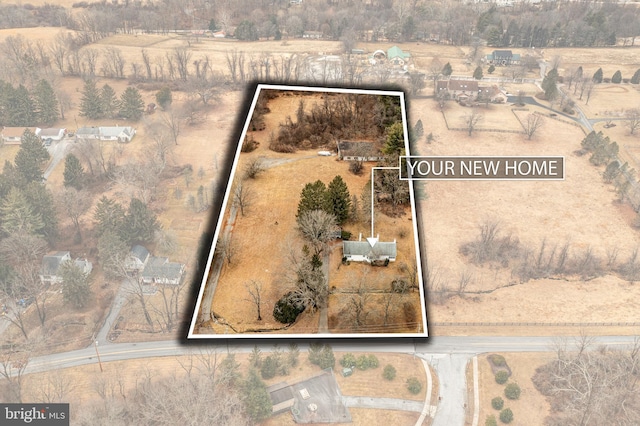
[189,86,427,338]
[0,0,639,424]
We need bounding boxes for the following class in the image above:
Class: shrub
[485,415,498,426]
[491,396,504,410]
[273,292,305,323]
[356,354,370,370]
[392,279,410,294]
[341,230,352,240]
[495,370,509,384]
[488,354,507,367]
[406,377,422,394]
[367,354,379,368]
[340,353,357,369]
[241,134,259,152]
[612,70,622,84]
[499,408,513,424]
[349,161,363,175]
[383,364,396,380]
[504,383,521,400]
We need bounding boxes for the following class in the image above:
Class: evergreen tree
[488,65,496,74]
[0,187,44,236]
[80,79,103,119]
[611,70,622,84]
[442,62,453,77]
[473,66,484,80]
[8,84,35,126]
[0,80,13,125]
[23,182,58,243]
[94,196,126,238]
[382,122,406,156]
[297,180,328,218]
[631,69,640,84]
[241,369,272,422]
[14,129,50,185]
[124,198,159,245]
[63,153,85,189]
[118,87,145,120]
[155,87,172,109]
[326,175,351,225]
[59,260,92,309]
[235,20,259,41]
[542,68,559,100]
[100,84,119,119]
[97,230,129,280]
[34,79,59,126]
[592,67,603,83]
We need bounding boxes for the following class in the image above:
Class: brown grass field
[411,96,640,327]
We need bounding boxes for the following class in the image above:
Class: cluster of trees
[271,95,401,153]
[532,338,640,425]
[581,131,619,167]
[477,4,639,48]
[297,176,351,226]
[248,344,299,380]
[80,80,145,121]
[0,79,59,127]
[0,130,59,338]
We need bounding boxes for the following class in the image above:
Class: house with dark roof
[126,245,150,273]
[343,235,397,264]
[337,141,383,162]
[40,251,92,285]
[140,257,185,286]
[485,50,521,66]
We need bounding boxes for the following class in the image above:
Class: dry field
[442,102,526,132]
[410,97,640,327]
[476,352,554,426]
[200,91,425,335]
[545,46,640,82]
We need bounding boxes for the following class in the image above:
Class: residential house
[386,46,411,66]
[125,245,150,273]
[477,85,507,103]
[437,80,479,102]
[98,126,136,143]
[140,257,185,286]
[302,31,322,39]
[75,127,100,141]
[485,50,520,66]
[337,141,384,162]
[343,235,397,264]
[38,128,66,142]
[1,127,40,145]
[40,251,92,285]
[75,126,136,143]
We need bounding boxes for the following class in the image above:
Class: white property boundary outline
[187,83,428,339]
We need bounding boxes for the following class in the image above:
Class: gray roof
[42,251,71,276]
[77,127,100,136]
[130,245,150,262]
[343,240,397,258]
[338,141,381,158]
[141,256,185,281]
[99,126,134,138]
[38,128,64,137]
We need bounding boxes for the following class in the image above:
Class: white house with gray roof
[343,235,397,264]
[40,251,92,285]
[140,256,185,286]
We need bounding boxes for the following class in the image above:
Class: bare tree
[0,346,29,403]
[217,234,237,266]
[38,369,76,403]
[428,58,443,94]
[625,108,640,135]
[464,108,483,136]
[244,280,263,321]
[149,283,182,333]
[523,113,545,140]
[0,231,50,331]
[296,209,338,256]
[126,277,155,331]
[58,187,92,242]
[159,109,182,145]
[232,182,253,217]
[345,280,372,331]
[173,46,191,82]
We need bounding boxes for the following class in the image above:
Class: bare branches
[244,280,263,321]
[524,113,545,140]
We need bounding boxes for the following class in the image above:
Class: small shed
[337,141,383,162]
